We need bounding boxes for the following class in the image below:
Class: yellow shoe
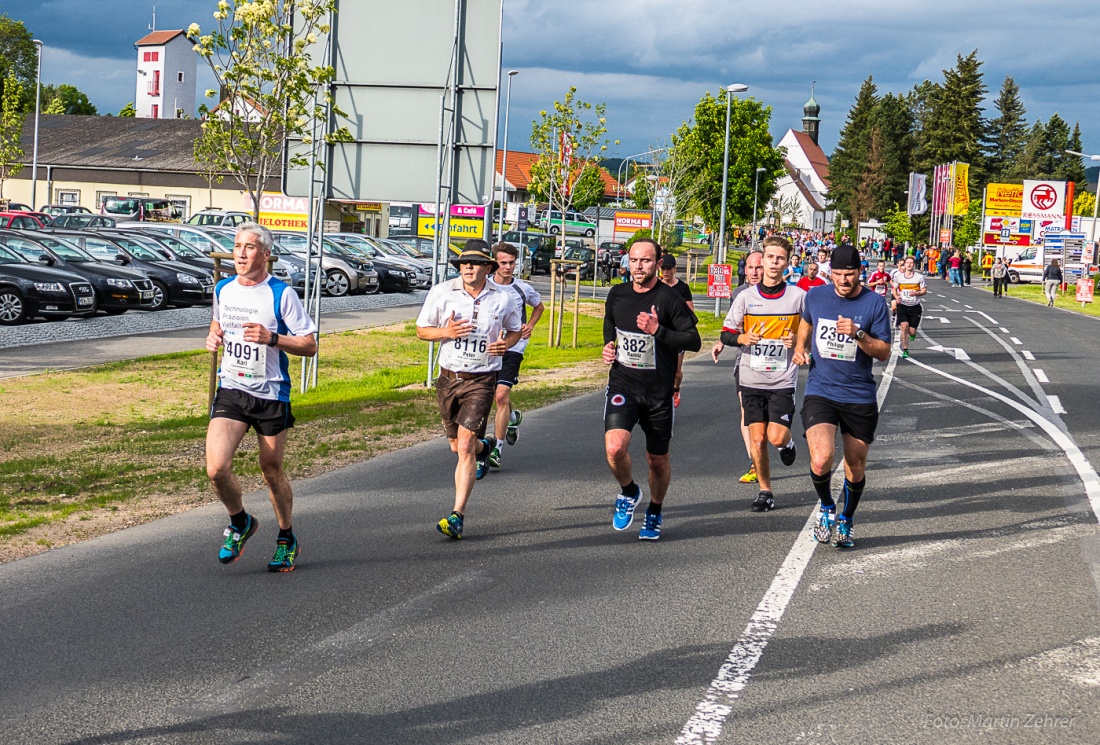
[739,465,757,483]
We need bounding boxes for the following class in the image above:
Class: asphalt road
[2,278,1099,743]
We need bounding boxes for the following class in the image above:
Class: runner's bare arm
[792,320,813,365]
[205,320,223,352]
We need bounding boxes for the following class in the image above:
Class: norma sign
[245,192,309,232]
[707,264,733,299]
[1076,278,1093,304]
[613,210,652,234]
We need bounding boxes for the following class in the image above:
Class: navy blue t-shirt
[802,285,892,404]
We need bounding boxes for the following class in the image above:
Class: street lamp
[616,148,665,206]
[751,166,766,247]
[31,39,43,208]
[717,83,748,267]
[1066,149,1100,243]
[497,69,519,239]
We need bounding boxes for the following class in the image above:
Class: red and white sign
[613,210,652,234]
[1021,180,1066,220]
[1076,278,1094,304]
[707,264,733,299]
[938,228,951,244]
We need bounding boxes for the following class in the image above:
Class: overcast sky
[12,0,1100,162]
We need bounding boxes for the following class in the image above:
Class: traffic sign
[707,264,733,299]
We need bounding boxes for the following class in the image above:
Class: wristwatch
[267,332,280,347]
[854,328,866,341]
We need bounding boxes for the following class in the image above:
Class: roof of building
[783,161,824,211]
[135,30,188,47]
[18,114,222,173]
[788,130,830,186]
[495,150,627,199]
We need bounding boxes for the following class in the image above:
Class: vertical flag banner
[950,163,970,215]
[931,165,951,217]
[908,173,928,215]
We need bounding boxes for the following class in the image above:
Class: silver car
[272,231,379,296]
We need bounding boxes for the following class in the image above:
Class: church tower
[802,84,820,146]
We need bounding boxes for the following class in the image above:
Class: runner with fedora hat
[416,239,523,539]
[793,243,892,549]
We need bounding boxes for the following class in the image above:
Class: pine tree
[869,93,913,216]
[1004,121,1046,181]
[1060,122,1087,187]
[986,76,1028,183]
[852,127,888,228]
[1035,113,1070,179]
[828,76,878,233]
[917,51,988,194]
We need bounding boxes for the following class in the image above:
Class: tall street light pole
[1066,149,1100,243]
[497,69,519,239]
[717,83,748,268]
[31,39,43,208]
[751,166,766,247]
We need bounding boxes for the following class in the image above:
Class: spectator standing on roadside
[1043,258,1062,307]
[991,257,1008,298]
[963,251,973,286]
[737,254,747,286]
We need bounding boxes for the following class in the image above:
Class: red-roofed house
[772,89,835,232]
[134,29,196,119]
[494,150,627,205]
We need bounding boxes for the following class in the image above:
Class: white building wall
[135,36,196,119]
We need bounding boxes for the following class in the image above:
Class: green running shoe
[268,537,300,572]
[218,515,257,564]
[506,409,523,445]
[488,445,502,468]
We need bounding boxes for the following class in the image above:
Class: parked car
[501,230,555,276]
[388,235,434,258]
[98,229,241,280]
[43,229,213,310]
[0,242,97,324]
[49,214,118,229]
[100,196,179,222]
[186,210,251,228]
[538,209,596,237]
[40,205,92,216]
[557,246,597,280]
[271,231,379,296]
[0,231,156,314]
[0,211,47,229]
[330,235,424,292]
[123,222,234,255]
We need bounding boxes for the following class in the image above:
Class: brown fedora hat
[449,239,499,271]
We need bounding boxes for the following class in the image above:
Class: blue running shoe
[506,410,523,445]
[268,537,300,572]
[613,489,641,531]
[437,512,463,539]
[639,512,662,540]
[812,508,835,544]
[475,439,491,479]
[834,518,855,548]
[218,515,257,564]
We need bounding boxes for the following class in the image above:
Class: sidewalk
[0,305,421,379]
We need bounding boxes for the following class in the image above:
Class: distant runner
[205,223,318,572]
[659,253,695,408]
[488,242,544,469]
[892,256,926,359]
[416,240,522,539]
[793,244,892,548]
[603,239,701,540]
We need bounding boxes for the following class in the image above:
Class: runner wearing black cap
[659,253,695,408]
[793,244,892,548]
[416,239,523,539]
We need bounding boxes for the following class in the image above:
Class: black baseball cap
[830,244,861,270]
[659,254,677,269]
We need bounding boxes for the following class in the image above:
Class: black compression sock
[230,510,249,530]
[278,526,294,541]
[621,481,640,498]
[811,470,835,509]
[841,478,866,520]
[647,501,662,516]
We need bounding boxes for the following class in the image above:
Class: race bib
[815,318,857,362]
[222,332,267,379]
[616,329,656,369]
[451,332,490,367]
[748,338,787,371]
[900,289,915,302]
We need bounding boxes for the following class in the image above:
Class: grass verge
[2,306,724,560]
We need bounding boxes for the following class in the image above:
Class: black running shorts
[740,386,796,428]
[800,395,879,444]
[496,351,524,388]
[604,388,674,456]
[896,303,922,329]
[210,387,295,436]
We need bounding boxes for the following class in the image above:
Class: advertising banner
[931,165,951,217]
[245,192,309,232]
[707,264,733,299]
[613,210,652,234]
[982,216,1033,246]
[985,183,1024,216]
[1077,278,1094,304]
[907,173,928,215]
[1021,180,1066,220]
[950,163,970,215]
[417,204,488,240]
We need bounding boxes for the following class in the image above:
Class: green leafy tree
[670,87,785,243]
[916,51,988,193]
[986,76,1028,183]
[189,0,352,220]
[0,70,25,198]
[628,163,653,209]
[0,15,36,110]
[118,101,136,117]
[1073,190,1095,217]
[528,87,615,228]
[1061,122,1087,187]
[39,84,97,115]
[883,203,913,244]
[953,197,983,248]
[43,96,64,115]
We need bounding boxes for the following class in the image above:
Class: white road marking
[1000,327,1010,333]
[1011,337,1023,345]
[950,298,960,303]
[1034,369,1049,383]
[965,304,973,309]
[926,344,970,360]
[966,310,998,323]
[1048,395,1067,414]
[676,339,904,743]
[936,293,945,297]
[877,421,1035,443]
[1023,351,1036,361]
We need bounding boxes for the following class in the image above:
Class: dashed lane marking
[1049,395,1067,414]
[1023,350,1036,361]
[1011,337,1023,345]
[1035,369,1049,383]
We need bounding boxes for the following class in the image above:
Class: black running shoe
[779,442,797,467]
[750,491,775,512]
